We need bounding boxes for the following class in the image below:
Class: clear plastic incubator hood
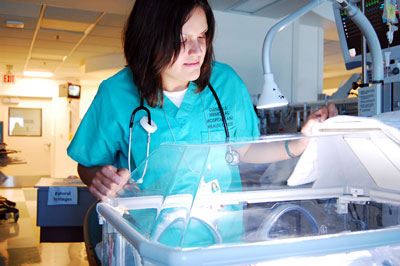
[97,113,400,266]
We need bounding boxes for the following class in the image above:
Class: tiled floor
[0,187,89,266]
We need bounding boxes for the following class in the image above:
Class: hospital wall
[0,11,324,177]
[0,77,79,178]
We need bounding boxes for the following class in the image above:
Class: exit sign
[4,74,15,83]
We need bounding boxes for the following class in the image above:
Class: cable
[256,203,319,240]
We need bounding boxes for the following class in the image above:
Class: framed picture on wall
[8,107,42,137]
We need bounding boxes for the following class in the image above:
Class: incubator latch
[337,188,371,214]
[343,187,369,198]
[350,188,364,197]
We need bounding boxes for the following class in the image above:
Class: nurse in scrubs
[67,0,337,202]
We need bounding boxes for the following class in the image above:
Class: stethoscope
[128,83,240,181]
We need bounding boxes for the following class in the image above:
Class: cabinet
[35,177,97,242]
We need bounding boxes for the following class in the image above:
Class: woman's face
[162,7,208,91]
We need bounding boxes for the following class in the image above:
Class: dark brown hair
[123,0,215,107]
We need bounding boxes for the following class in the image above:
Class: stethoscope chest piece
[225,148,240,166]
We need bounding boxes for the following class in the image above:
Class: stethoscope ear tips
[140,116,157,133]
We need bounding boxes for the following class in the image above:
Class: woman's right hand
[301,103,338,136]
[89,165,131,201]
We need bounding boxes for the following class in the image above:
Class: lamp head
[257,73,289,109]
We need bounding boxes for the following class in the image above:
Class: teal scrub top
[67,61,260,247]
[68,61,260,170]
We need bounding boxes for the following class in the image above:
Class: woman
[68,0,336,231]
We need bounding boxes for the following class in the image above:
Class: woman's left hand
[301,103,338,136]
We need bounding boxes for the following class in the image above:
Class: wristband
[285,140,296,158]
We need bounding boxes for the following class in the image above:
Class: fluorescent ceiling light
[40,18,88,33]
[31,53,64,61]
[5,20,24,29]
[24,71,54,78]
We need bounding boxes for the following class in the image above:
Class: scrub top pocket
[201,126,237,143]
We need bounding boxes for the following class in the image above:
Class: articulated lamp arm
[257,0,383,109]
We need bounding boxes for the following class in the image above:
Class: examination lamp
[257,0,383,109]
[257,73,288,109]
[257,0,327,110]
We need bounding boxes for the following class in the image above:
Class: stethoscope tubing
[130,97,151,128]
[208,84,230,142]
[128,83,235,174]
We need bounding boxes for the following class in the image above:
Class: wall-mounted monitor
[68,83,81,99]
[333,0,400,70]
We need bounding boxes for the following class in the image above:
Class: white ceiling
[1,0,133,82]
[0,0,352,86]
